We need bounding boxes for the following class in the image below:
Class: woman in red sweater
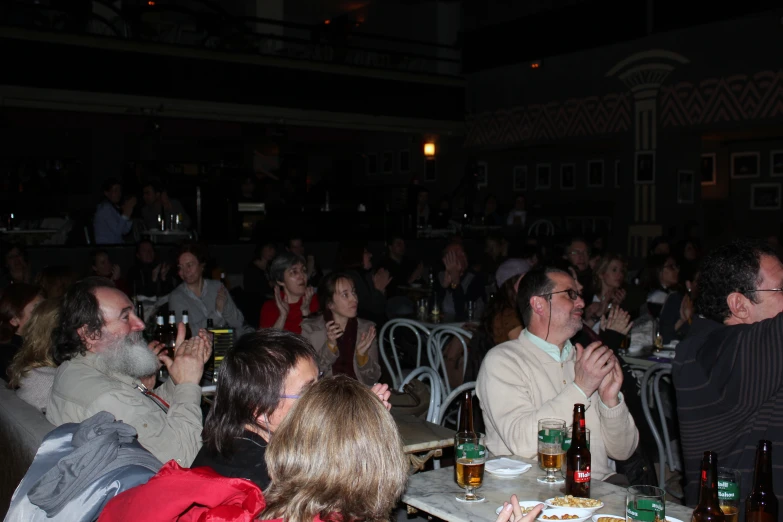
[259,252,318,334]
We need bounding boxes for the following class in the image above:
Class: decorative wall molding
[659,70,783,128]
[464,93,632,147]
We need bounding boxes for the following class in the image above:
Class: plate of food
[545,496,604,514]
[536,508,592,522]
[591,515,624,522]
[495,501,547,515]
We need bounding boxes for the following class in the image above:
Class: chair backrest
[527,219,555,237]
[379,319,431,390]
[436,381,476,426]
[400,366,443,423]
[427,325,472,397]
[640,363,681,495]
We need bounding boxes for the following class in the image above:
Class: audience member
[35,265,78,299]
[46,277,212,465]
[7,298,60,411]
[0,283,42,381]
[141,180,191,231]
[1,244,32,288]
[93,178,136,244]
[260,252,319,334]
[125,240,174,297]
[301,272,381,386]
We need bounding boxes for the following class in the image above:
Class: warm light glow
[424,142,436,157]
[324,19,331,25]
[530,60,541,69]
[147,0,155,5]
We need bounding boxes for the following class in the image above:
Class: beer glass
[626,486,665,522]
[454,433,486,502]
[537,418,566,484]
[718,467,741,522]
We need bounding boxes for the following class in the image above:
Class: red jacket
[259,293,319,334]
[98,460,265,522]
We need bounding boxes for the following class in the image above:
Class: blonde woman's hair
[260,375,409,522]
[7,298,60,388]
[592,253,627,295]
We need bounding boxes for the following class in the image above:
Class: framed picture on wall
[366,153,377,175]
[770,150,783,177]
[634,151,655,184]
[399,150,410,173]
[731,152,760,178]
[476,161,488,188]
[560,163,576,190]
[700,153,716,185]
[677,170,695,204]
[614,160,621,188]
[382,151,393,174]
[513,165,527,191]
[536,163,551,190]
[751,183,781,210]
[587,160,604,187]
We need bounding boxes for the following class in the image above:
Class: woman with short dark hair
[191,329,319,489]
[259,252,318,334]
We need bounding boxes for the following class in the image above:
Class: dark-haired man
[672,238,783,507]
[47,277,212,465]
[476,267,638,482]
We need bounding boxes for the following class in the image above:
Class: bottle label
[573,467,590,483]
[626,499,664,522]
[561,438,590,451]
[456,442,485,460]
[718,480,740,501]
[538,428,563,444]
[579,418,585,428]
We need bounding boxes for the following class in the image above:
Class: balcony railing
[1,0,462,77]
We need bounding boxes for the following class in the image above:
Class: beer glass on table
[718,467,741,522]
[626,486,665,522]
[454,433,486,502]
[537,418,566,484]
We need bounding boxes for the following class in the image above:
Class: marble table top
[403,456,693,522]
[393,411,456,454]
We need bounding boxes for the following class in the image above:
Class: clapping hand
[573,341,615,397]
[356,326,377,356]
[325,320,344,344]
[370,382,392,411]
[600,306,633,335]
[274,286,289,317]
[301,286,316,315]
[442,251,461,287]
[597,357,623,407]
[160,324,213,385]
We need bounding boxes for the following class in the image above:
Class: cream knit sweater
[476,330,639,481]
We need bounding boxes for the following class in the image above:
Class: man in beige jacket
[47,277,212,466]
[477,267,638,482]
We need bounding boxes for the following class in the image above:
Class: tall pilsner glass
[455,433,486,502]
[537,418,566,484]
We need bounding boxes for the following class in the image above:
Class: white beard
[96,331,160,379]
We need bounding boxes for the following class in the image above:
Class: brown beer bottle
[166,311,177,357]
[692,451,725,522]
[153,312,167,345]
[181,310,193,340]
[565,403,591,498]
[457,390,476,436]
[746,440,778,522]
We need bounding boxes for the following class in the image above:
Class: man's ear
[77,325,98,352]
[9,317,19,327]
[530,296,546,317]
[726,292,750,322]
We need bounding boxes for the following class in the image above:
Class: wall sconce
[423,142,436,157]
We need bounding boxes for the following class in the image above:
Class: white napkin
[485,458,532,473]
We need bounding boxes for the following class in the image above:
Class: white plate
[487,468,529,477]
[591,515,624,522]
[666,517,684,522]
[545,498,604,514]
[495,501,547,515]
[536,507,592,522]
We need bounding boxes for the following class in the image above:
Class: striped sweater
[672,314,783,508]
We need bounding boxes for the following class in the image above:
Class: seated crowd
[0,231,781,519]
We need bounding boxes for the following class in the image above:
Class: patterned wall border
[660,70,783,127]
[465,93,632,147]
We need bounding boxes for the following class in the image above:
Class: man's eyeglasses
[663,263,679,271]
[538,289,581,301]
[744,288,783,296]
[570,250,588,257]
[279,371,324,400]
